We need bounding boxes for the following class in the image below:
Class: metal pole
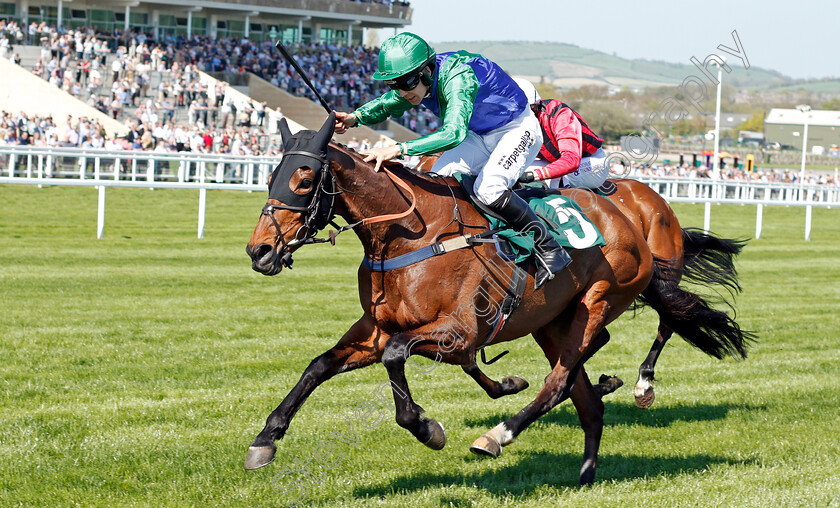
[800,115,808,184]
[703,201,711,233]
[805,205,812,241]
[97,186,106,239]
[755,203,763,240]
[712,65,722,177]
[197,188,206,239]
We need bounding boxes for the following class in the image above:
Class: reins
[360,167,417,226]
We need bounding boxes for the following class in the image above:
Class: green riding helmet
[372,32,436,81]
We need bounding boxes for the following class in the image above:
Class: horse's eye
[300,178,313,189]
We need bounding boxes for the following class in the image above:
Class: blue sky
[407,0,839,80]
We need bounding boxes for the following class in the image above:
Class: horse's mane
[329,141,450,187]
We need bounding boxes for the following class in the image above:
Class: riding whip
[274,41,332,114]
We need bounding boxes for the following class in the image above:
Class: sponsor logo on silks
[500,131,534,170]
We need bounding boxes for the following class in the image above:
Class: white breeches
[527,148,610,189]
[430,108,542,204]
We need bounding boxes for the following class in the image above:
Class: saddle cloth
[453,173,605,264]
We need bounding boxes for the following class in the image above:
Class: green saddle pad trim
[453,174,606,263]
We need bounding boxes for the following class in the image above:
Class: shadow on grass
[353,450,756,499]
[462,401,766,429]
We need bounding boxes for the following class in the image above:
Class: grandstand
[0,0,425,153]
[0,0,411,44]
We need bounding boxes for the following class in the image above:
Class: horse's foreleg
[634,323,673,409]
[462,359,529,399]
[380,333,447,450]
[244,316,382,470]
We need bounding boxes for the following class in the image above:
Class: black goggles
[385,71,423,92]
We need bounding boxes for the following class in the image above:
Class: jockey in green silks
[334,32,571,288]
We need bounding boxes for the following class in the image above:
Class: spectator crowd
[4,19,835,187]
[0,109,283,155]
[621,161,837,187]
[2,20,438,139]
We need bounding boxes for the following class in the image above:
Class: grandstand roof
[766,108,840,127]
[99,0,411,28]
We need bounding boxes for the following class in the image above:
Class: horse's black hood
[268,112,335,209]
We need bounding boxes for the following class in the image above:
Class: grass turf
[1,184,839,507]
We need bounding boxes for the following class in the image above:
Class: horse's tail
[680,227,748,296]
[638,253,755,360]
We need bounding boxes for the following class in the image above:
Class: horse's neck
[331,155,443,258]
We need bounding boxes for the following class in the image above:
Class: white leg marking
[634,378,652,398]
[488,422,516,447]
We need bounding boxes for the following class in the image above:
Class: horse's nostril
[254,244,274,262]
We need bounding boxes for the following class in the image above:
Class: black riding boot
[488,189,572,289]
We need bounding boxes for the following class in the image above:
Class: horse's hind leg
[471,325,612,486]
[245,316,382,470]
[594,373,624,398]
[634,323,673,409]
[532,325,609,483]
[462,359,529,399]
[571,367,605,485]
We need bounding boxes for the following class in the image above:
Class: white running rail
[1,146,837,240]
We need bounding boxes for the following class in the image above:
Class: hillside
[431,41,791,90]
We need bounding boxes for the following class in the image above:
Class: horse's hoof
[634,385,655,409]
[244,445,277,470]
[470,433,502,458]
[596,374,624,397]
[422,418,446,450]
[502,375,530,394]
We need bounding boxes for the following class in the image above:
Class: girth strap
[363,234,476,271]
[478,262,528,357]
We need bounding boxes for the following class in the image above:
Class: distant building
[719,113,751,130]
[764,108,840,151]
[0,0,412,44]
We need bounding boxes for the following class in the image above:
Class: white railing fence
[631,176,839,240]
[0,146,281,238]
[1,146,838,240]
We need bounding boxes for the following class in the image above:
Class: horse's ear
[279,118,293,150]
[314,112,336,149]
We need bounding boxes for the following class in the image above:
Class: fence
[0,145,280,238]
[1,145,838,240]
[633,176,839,240]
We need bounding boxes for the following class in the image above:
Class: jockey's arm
[400,70,478,156]
[351,90,414,128]
[533,109,583,180]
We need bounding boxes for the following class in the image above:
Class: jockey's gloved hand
[518,170,536,184]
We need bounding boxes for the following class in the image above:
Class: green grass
[2,185,839,507]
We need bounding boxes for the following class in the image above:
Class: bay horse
[603,180,750,407]
[416,155,752,408]
[464,180,752,409]
[244,113,654,485]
